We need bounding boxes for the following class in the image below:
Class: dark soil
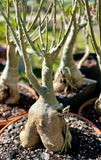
[0,84,37,121]
[55,82,90,99]
[74,53,100,81]
[0,113,101,160]
[79,99,101,130]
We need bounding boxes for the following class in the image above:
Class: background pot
[0,83,38,129]
[0,44,7,72]
[74,53,100,82]
[56,78,97,113]
[78,97,101,130]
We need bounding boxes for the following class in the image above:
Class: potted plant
[53,0,97,112]
[0,0,44,128]
[84,0,101,116]
[0,0,78,152]
[77,0,101,131]
[0,0,101,158]
[0,110,101,159]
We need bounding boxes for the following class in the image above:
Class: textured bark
[0,42,20,104]
[54,24,84,92]
[20,55,72,152]
[20,96,72,152]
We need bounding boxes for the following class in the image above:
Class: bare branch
[50,0,56,49]
[27,0,44,32]
[45,16,48,52]
[29,2,53,42]
[6,0,9,44]
[20,17,42,58]
[0,6,21,55]
[15,0,42,94]
[98,0,101,46]
[51,0,78,60]
[84,0,101,56]
[39,16,45,52]
[58,20,63,43]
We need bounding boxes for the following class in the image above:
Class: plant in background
[84,0,101,115]
[77,0,97,69]
[0,0,20,104]
[0,0,44,104]
[0,0,78,152]
[53,0,87,92]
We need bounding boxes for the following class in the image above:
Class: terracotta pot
[78,97,97,115]
[0,83,38,129]
[78,97,101,131]
[68,112,101,135]
[0,111,100,138]
[0,113,28,135]
[0,112,101,159]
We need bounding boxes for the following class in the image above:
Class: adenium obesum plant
[0,0,20,104]
[0,0,44,104]
[0,0,77,152]
[84,0,101,115]
[53,0,86,92]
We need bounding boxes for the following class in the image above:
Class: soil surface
[0,113,101,160]
[55,82,90,99]
[0,85,37,121]
[79,99,101,130]
[74,53,100,81]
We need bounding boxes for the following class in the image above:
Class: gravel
[0,113,101,160]
[0,85,36,121]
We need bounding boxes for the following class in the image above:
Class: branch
[39,16,45,52]
[45,16,48,52]
[51,0,78,60]
[98,0,101,46]
[29,2,53,42]
[6,0,10,44]
[50,0,56,49]
[27,0,44,32]
[0,6,21,55]
[84,0,101,56]
[20,17,42,58]
[15,1,42,94]
[21,0,27,23]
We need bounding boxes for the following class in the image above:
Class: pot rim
[0,83,38,127]
[0,113,28,135]
[68,112,101,135]
[0,112,100,136]
[78,97,98,115]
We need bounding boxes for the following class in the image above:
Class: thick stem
[42,54,58,105]
[0,42,20,104]
[54,21,84,92]
[42,54,53,89]
[0,42,19,85]
[59,22,78,69]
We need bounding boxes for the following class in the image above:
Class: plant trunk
[20,55,72,152]
[94,55,101,115]
[0,42,20,104]
[54,23,84,92]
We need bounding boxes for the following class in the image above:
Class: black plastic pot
[56,78,97,113]
[73,53,100,81]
